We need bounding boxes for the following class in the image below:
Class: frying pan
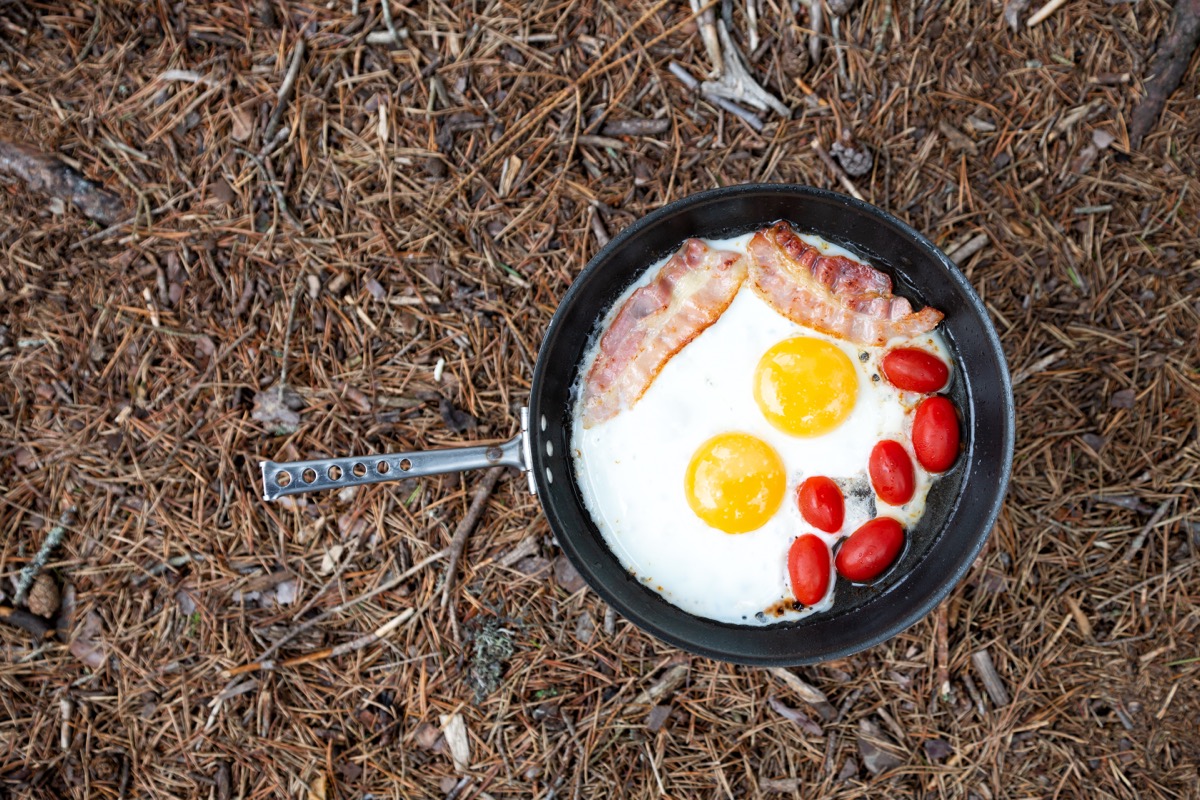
[260,184,1014,666]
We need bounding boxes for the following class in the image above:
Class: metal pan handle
[260,408,536,500]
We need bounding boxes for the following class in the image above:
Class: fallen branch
[1129,0,1200,148]
[264,37,306,143]
[221,548,447,680]
[700,21,790,118]
[13,507,75,607]
[669,62,764,132]
[441,466,506,609]
[1026,0,1068,27]
[0,605,55,640]
[0,142,125,224]
[934,602,951,704]
[230,608,414,675]
[1121,498,1174,563]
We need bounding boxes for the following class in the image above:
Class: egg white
[571,233,952,626]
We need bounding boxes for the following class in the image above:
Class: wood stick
[1026,0,1068,27]
[944,233,990,264]
[275,608,414,670]
[1129,0,1200,147]
[970,648,1010,707]
[441,466,505,609]
[1121,498,1173,563]
[0,605,55,640]
[935,602,951,703]
[222,549,447,679]
[13,507,75,606]
[264,37,306,142]
[0,142,126,224]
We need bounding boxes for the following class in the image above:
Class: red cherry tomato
[912,396,960,472]
[835,518,905,583]
[788,534,832,606]
[797,476,845,533]
[881,348,949,393]
[869,440,915,505]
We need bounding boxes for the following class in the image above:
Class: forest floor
[1,1,1198,798]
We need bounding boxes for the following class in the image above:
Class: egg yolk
[754,337,858,437]
[685,433,785,533]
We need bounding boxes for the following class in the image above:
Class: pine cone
[27,573,60,618]
[831,138,874,177]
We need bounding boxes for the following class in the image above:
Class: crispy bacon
[581,239,748,427]
[748,221,943,345]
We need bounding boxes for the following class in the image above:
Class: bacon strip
[748,221,943,345]
[581,239,748,427]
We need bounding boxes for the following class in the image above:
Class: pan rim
[529,183,1015,665]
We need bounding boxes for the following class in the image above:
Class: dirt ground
[2,1,1198,798]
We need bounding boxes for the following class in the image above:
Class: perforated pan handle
[260,408,536,500]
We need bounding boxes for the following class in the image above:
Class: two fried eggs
[571,233,950,625]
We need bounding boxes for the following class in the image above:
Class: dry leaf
[320,545,344,575]
[439,713,471,772]
[252,386,302,433]
[230,107,254,141]
[70,610,107,670]
[306,772,327,800]
[553,555,586,593]
[573,611,595,644]
[767,695,824,736]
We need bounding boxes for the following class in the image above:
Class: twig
[233,147,303,230]
[943,233,990,264]
[264,36,306,143]
[810,138,864,200]
[809,0,823,63]
[278,279,303,390]
[13,507,75,606]
[1129,0,1200,147]
[1026,0,1069,27]
[0,605,55,639]
[702,91,765,131]
[688,0,722,77]
[0,142,126,224]
[156,69,220,88]
[935,602,951,704]
[670,62,765,131]
[255,608,415,673]
[67,190,194,250]
[970,648,1010,707]
[221,548,448,679]
[627,662,689,706]
[59,696,72,749]
[1121,498,1173,563]
[381,0,401,43]
[441,466,506,609]
[1011,348,1067,387]
[701,21,790,117]
[769,668,835,719]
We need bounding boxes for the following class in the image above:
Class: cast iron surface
[528,184,1014,666]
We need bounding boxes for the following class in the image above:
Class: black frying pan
[261,184,1015,666]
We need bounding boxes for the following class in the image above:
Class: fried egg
[571,233,952,625]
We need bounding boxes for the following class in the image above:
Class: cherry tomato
[912,396,960,472]
[788,534,832,606]
[835,518,905,583]
[797,476,845,533]
[869,440,915,506]
[881,348,949,393]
